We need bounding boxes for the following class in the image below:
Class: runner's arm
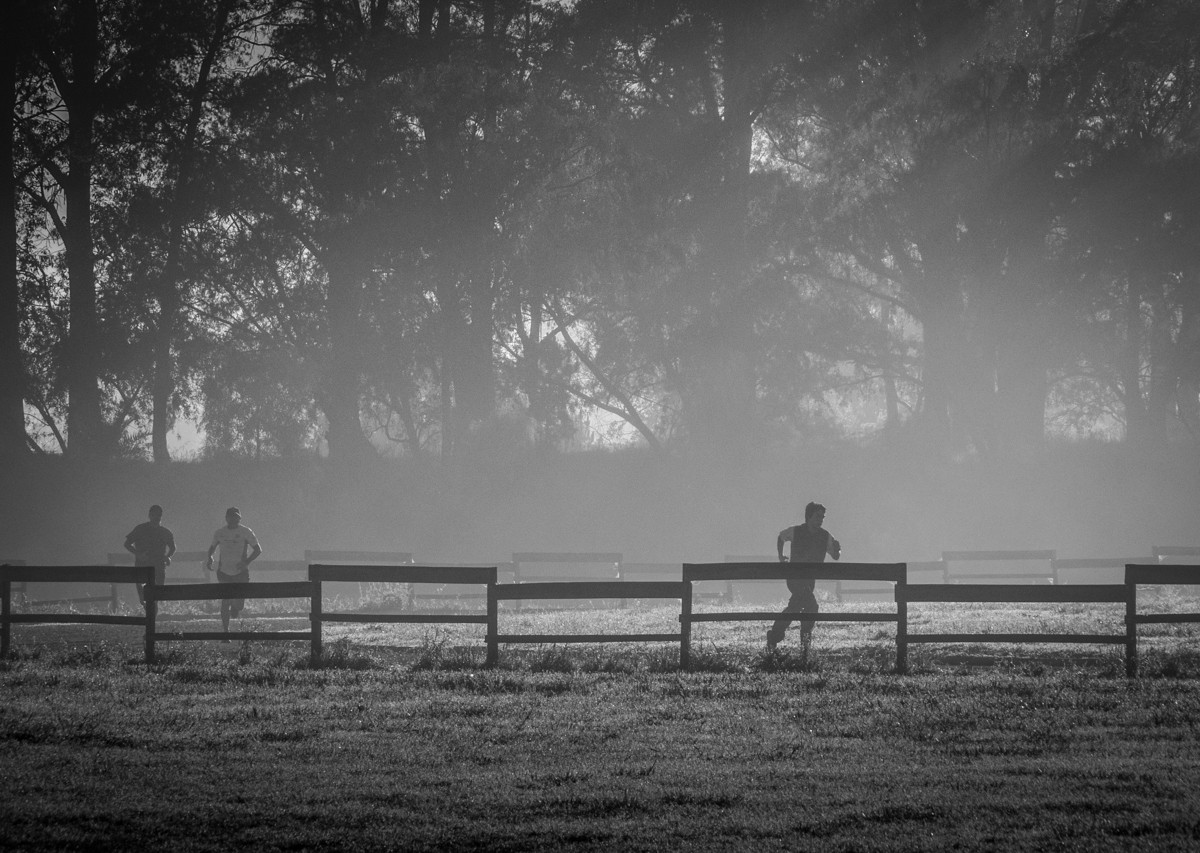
[777,527,793,562]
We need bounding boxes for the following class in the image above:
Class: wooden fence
[1,565,154,658]
[682,562,907,669]
[14,558,127,611]
[1125,563,1200,677]
[308,564,496,659]
[144,580,318,662]
[1,559,27,608]
[9,560,1200,676]
[618,563,724,604]
[488,580,689,667]
[720,555,811,605]
[304,550,414,604]
[897,582,1131,672]
[510,553,623,610]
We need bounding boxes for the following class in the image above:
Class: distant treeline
[5,0,1199,463]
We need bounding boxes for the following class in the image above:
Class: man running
[205,507,262,633]
[124,504,176,606]
[767,501,841,653]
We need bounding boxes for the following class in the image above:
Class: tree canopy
[7,0,1199,463]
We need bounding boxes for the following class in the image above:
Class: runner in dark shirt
[124,505,176,606]
[767,502,840,653]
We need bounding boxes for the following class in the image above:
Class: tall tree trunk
[682,4,757,459]
[62,0,103,458]
[321,242,374,463]
[0,24,26,456]
[151,0,233,463]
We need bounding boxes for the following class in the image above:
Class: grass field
[3,595,1200,851]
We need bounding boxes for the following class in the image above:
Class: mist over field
[4,442,1196,568]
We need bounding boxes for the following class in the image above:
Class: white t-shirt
[210,524,260,574]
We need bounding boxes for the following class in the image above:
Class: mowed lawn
[3,598,1200,852]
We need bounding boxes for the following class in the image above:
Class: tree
[19,0,204,457]
[0,3,29,456]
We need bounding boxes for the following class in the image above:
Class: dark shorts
[134,563,167,605]
[217,569,248,616]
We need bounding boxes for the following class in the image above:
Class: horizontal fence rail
[2,565,154,657]
[145,580,319,661]
[721,555,807,605]
[898,583,1131,666]
[12,557,1200,676]
[406,563,512,605]
[488,580,689,667]
[304,550,416,606]
[510,553,625,612]
[14,558,132,611]
[308,564,497,659]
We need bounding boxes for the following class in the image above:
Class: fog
[4,441,1196,571]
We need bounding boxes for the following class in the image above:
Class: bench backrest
[303,550,414,563]
[942,549,1056,582]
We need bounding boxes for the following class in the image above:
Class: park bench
[1051,556,1147,585]
[1153,546,1200,564]
[304,550,413,604]
[942,550,1057,584]
[681,562,907,669]
[510,552,623,609]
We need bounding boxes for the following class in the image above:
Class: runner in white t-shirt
[205,507,262,633]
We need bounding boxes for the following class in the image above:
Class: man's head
[805,502,826,528]
[225,507,241,528]
[148,505,163,524]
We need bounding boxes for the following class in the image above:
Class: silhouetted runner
[767,502,840,653]
[124,505,176,606]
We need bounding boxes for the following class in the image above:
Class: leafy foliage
[6,0,1200,461]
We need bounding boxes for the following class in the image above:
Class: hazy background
[4,2,1198,569]
[4,443,1195,567]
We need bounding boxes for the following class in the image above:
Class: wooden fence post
[680,581,692,670]
[486,581,498,667]
[1125,577,1138,677]
[144,581,157,664]
[1,579,10,658]
[895,573,907,674]
[311,580,322,664]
